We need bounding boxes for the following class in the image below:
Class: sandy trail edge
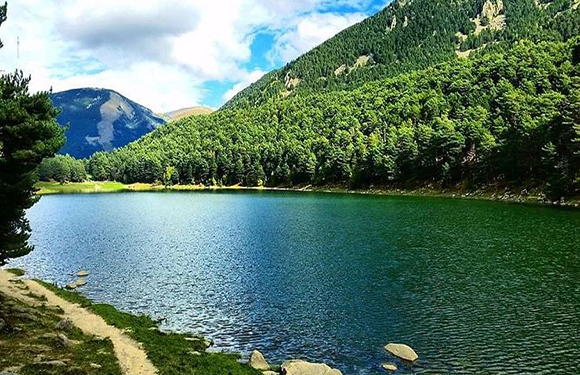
[0,270,157,375]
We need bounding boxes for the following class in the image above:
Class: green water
[12,192,580,374]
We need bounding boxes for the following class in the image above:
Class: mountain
[224,0,580,109]
[51,88,166,159]
[164,107,214,122]
[88,0,580,199]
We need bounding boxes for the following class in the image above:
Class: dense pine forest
[41,0,580,199]
[224,0,580,109]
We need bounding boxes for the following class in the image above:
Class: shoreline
[1,268,345,374]
[35,181,580,208]
[0,269,262,375]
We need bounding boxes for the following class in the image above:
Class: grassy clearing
[6,268,25,276]
[35,181,127,195]
[37,281,261,375]
[0,289,122,375]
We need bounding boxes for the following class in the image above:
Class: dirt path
[0,270,157,375]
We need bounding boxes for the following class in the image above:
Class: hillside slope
[51,88,166,159]
[89,39,580,198]
[224,0,580,109]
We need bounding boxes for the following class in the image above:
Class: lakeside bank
[35,181,580,208]
[1,269,352,375]
[0,268,262,375]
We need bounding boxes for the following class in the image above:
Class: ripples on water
[10,192,580,374]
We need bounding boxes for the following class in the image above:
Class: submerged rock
[382,362,397,371]
[75,278,87,287]
[249,350,269,370]
[385,343,418,362]
[281,360,342,375]
[77,270,89,277]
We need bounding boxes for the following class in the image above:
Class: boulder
[65,283,77,290]
[249,350,269,370]
[281,360,342,375]
[90,363,102,369]
[384,343,418,362]
[263,372,278,375]
[77,270,89,277]
[55,318,74,332]
[382,362,397,371]
[75,279,87,287]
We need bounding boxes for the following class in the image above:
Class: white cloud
[0,0,382,112]
[268,12,366,64]
[222,69,266,102]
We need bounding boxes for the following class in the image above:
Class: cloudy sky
[0,0,389,112]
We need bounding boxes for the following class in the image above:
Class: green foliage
[6,267,24,276]
[0,74,65,264]
[88,39,580,198]
[0,4,65,265]
[38,154,87,182]
[37,281,261,375]
[225,0,580,109]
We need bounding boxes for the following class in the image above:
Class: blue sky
[0,0,390,112]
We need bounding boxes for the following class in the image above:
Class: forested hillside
[224,0,580,109]
[88,39,580,198]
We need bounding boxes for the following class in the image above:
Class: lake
[9,191,580,374]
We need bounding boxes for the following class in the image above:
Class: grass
[6,268,25,276]
[0,289,122,375]
[35,181,127,195]
[37,281,262,375]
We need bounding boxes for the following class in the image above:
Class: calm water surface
[9,192,580,374]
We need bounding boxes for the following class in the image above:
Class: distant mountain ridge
[164,107,213,122]
[51,88,166,159]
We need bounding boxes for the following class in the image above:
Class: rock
[249,350,270,370]
[0,372,19,375]
[14,312,38,321]
[203,339,213,348]
[385,343,418,362]
[188,350,202,356]
[90,363,102,369]
[0,318,5,331]
[263,372,278,375]
[65,283,77,290]
[281,360,342,375]
[55,318,74,332]
[41,332,70,347]
[77,270,89,277]
[37,360,67,366]
[9,305,28,313]
[75,278,87,287]
[57,333,71,348]
[382,362,397,371]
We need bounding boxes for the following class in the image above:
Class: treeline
[38,155,87,182]
[87,39,580,199]
[225,0,580,109]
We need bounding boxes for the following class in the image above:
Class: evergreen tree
[0,2,65,265]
